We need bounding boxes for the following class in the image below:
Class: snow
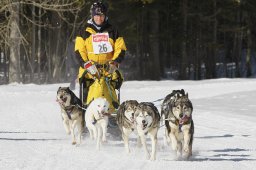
[0,78,256,170]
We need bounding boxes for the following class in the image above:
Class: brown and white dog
[116,100,139,153]
[116,101,160,160]
[161,89,194,160]
[56,87,85,145]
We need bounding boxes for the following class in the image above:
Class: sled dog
[85,97,110,150]
[116,100,139,152]
[162,89,194,159]
[161,89,185,145]
[161,89,185,120]
[135,102,160,160]
[117,101,160,160]
[56,87,85,145]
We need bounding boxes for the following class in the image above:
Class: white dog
[85,97,110,150]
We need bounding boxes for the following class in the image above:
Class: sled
[79,63,123,130]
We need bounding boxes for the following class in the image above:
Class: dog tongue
[179,115,189,124]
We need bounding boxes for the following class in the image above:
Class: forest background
[1,0,256,84]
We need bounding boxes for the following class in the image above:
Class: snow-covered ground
[0,78,256,170]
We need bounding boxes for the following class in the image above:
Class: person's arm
[75,36,88,68]
[112,29,127,64]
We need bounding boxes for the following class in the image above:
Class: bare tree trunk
[38,7,42,83]
[31,4,36,82]
[234,3,242,77]
[136,10,142,80]
[149,9,160,80]
[212,0,217,78]
[140,10,147,79]
[247,24,252,77]
[46,29,52,83]
[51,12,62,82]
[9,2,21,83]
[180,0,188,79]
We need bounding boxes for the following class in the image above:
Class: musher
[75,1,127,112]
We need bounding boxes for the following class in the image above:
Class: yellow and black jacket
[75,20,127,79]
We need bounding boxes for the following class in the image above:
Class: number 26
[98,44,107,52]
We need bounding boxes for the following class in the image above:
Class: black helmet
[90,1,108,16]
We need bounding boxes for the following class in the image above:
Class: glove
[108,61,119,74]
[84,61,98,75]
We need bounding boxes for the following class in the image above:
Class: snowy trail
[0,79,256,170]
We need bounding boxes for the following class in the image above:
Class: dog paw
[183,146,189,153]
[126,149,131,154]
[176,151,181,158]
[102,139,108,143]
[89,136,95,140]
[137,144,142,148]
[174,156,183,161]
[171,143,178,151]
[150,156,156,161]
[164,138,171,146]
[182,153,190,160]
[146,154,150,160]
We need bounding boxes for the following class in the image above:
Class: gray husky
[161,89,194,159]
[56,87,85,145]
[116,101,160,160]
[116,100,139,152]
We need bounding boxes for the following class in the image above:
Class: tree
[8,2,21,83]
[0,0,84,83]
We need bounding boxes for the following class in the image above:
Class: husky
[161,89,185,120]
[135,102,160,160]
[56,87,85,145]
[85,97,110,150]
[116,101,160,160]
[116,100,139,153]
[161,89,186,145]
[162,90,194,159]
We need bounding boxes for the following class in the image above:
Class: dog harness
[64,106,75,120]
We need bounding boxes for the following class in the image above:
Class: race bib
[92,33,113,54]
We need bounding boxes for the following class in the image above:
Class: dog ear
[172,95,180,104]
[186,92,189,98]
[171,90,176,96]
[57,87,61,93]
[67,87,72,92]
[112,101,119,109]
[181,89,185,95]
[116,101,126,125]
[121,101,127,110]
